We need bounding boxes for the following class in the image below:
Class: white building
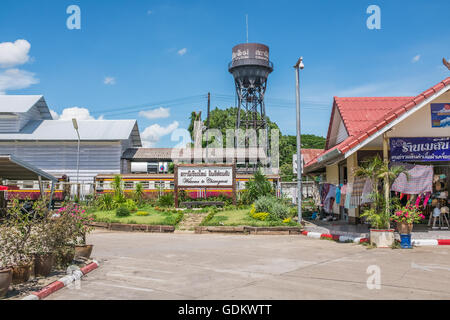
[0,95,142,184]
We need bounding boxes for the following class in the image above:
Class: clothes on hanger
[350,176,366,207]
[335,184,342,205]
[391,164,433,194]
[360,178,373,205]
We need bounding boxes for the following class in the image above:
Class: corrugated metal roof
[0,154,56,181]
[0,95,44,113]
[0,119,141,143]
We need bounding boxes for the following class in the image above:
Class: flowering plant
[390,204,425,224]
[57,203,95,245]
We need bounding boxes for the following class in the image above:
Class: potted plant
[4,199,34,284]
[61,203,95,259]
[29,199,57,277]
[0,226,13,298]
[391,204,425,249]
[356,156,408,248]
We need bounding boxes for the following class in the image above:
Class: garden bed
[90,206,183,227]
[90,221,175,233]
[195,226,302,235]
[200,207,299,228]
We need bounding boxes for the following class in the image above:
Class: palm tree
[354,155,407,228]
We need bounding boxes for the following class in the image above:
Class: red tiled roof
[302,149,324,164]
[306,77,450,170]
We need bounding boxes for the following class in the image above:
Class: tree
[187,106,326,177]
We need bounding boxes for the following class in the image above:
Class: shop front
[304,77,450,227]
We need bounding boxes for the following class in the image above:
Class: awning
[0,154,56,181]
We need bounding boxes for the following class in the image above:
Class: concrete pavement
[47,229,450,300]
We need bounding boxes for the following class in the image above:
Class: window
[22,181,34,189]
[124,181,134,190]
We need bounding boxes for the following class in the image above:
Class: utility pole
[72,118,81,200]
[294,57,305,224]
[206,92,211,163]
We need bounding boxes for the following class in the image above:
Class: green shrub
[243,170,273,204]
[116,206,131,217]
[269,201,290,221]
[96,193,116,211]
[124,199,138,212]
[251,212,269,221]
[158,193,174,207]
[254,196,276,214]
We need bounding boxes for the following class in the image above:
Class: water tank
[228,43,273,88]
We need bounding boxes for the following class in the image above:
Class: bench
[181,201,225,209]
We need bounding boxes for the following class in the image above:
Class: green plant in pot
[29,198,57,277]
[355,156,408,248]
[0,226,13,298]
[2,199,34,284]
[58,203,95,259]
[391,203,425,234]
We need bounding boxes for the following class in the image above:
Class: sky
[0,0,449,147]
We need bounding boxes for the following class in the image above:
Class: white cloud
[104,77,116,85]
[177,48,187,56]
[0,68,39,94]
[147,10,153,15]
[51,107,103,121]
[141,121,179,147]
[0,39,31,68]
[412,55,421,63]
[139,107,170,120]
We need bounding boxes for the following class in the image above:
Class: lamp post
[72,118,80,198]
[294,57,304,224]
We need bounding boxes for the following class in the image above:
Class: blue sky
[0,0,449,147]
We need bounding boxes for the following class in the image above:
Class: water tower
[228,43,273,135]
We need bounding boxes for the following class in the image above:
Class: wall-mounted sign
[390,137,450,162]
[431,103,450,128]
[177,166,234,187]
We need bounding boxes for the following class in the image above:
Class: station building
[304,77,450,225]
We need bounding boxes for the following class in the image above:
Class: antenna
[246,14,249,43]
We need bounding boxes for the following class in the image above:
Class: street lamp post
[294,57,304,224]
[72,118,80,199]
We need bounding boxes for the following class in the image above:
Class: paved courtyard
[47,230,450,300]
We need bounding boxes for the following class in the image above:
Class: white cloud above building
[139,107,170,120]
[141,121,179,147]
[0,39,31,68]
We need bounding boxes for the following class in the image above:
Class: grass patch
[202,208,299,227]
[92,205,183,226]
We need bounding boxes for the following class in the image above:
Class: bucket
[400,234,412,249]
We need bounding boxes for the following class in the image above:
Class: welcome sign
[390,137,450,162]
[177,166,234,187]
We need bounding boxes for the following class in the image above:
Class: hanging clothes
[335,185,342,205]
[360,178,373,205]
[324,184,337,213]
[345,183,357,209]
[391,164,433,194]
[350,176,366,208]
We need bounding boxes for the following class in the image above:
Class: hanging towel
[391,165,433,194]
[345,183,357,209]
[360,179,373,205]
[335,185,342,205]
[350,177,366,207]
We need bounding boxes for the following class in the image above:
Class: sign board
[174,164,237,208]
[431,103,450,128]
[390,137,450,162]
[177,167,233,187]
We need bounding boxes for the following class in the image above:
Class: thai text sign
[431,103,450,128]
[390,137,450,162]
[177,167,233,187]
